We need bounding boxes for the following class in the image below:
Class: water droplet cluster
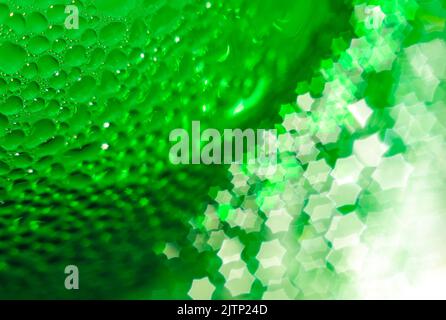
[0,0,351,298]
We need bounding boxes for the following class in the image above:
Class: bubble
[100,22,126,46]
[0,4,9,23]
[37,54,59,78]
[46,4,66,24]
[69,76,96,102]
[0,78,7,95]
[21,62,38,79]
[21,81,40,100]
[30,119,56,143]
[81,29,98,46]
[105,49,128,70]
[0,42,27,74]
[3,129,25,150]
[7,12,26,34]
[0,113,9,132]
[1,96,23,115]
[27,35,50,55]
[26,12,48,33]
[28,97,45,112]
[64,45,87,67]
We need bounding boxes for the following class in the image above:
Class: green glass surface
[0,0,445,300]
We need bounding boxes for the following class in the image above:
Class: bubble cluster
[0,0,350,298]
